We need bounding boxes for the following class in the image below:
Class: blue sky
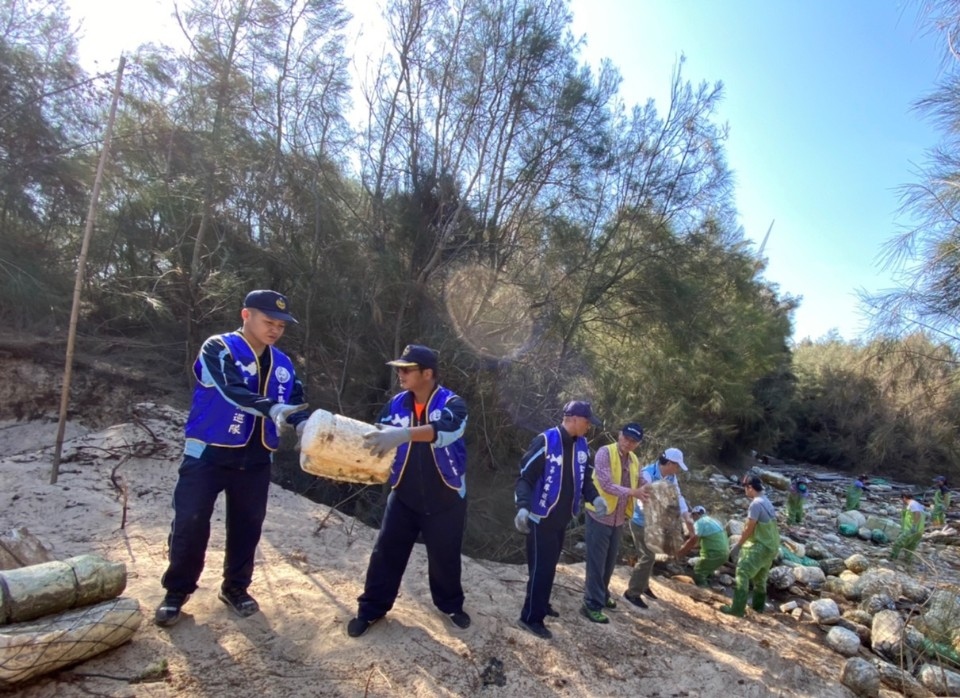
[67,0,947,342]
[568,0,946,341]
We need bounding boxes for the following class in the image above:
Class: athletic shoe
[154,591,190,627]
[218,587,260,618]
[448,611,471,629]
[545,605,560,618]
[517,618,552,639]
[580,604,610,624]
[623,593,648,609]
[643,587,658,600]
[347,616,381,637]
[604,597,618,609]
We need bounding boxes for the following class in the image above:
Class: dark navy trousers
[520,520,567,624]
[161,455,272,594]
[357,490,466,621]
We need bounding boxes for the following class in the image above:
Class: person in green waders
[891,491,926,564]
[676,505,730,587]
[721,476,780,617]
[845,475,866,511]
[786,475,808,524]
[931,476,951,527]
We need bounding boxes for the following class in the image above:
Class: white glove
[592,496,608,517]
[362,425,411,458]
[268,403,308,432]
[514,508,530,533]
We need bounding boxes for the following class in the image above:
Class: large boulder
[845,554,870,574]
[810,598,841,624]
[917,589,960,645]
[854,568,901,602]
[900,577,931,605]
[827,626,862,656]
[805,540,830,560]
[767,566,795,590]
[835,617,872,644]
[843,608,875,627]
[871,610,906,661]
[793,565,826,588]
[820,557,846,576]
[860,593,895,615]
[823,575,858,601]
[873,659,933,698]
[918,662,960,695]
[838,510,867,530]
[754,468,790,491]
[840,657,880,697]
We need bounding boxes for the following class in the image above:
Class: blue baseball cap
[622,423,644,442]
[386,344,439,371]
[563,400,601,426]
[243,289,298,324]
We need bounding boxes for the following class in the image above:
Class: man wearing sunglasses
[347,344,469,637]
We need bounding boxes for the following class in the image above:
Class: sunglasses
[395,366,421,374]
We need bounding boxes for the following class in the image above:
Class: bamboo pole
[51,57,126,484]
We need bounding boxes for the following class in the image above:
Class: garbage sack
[779,545,820,567]
[642,480,685,556]
[838,523,859,537]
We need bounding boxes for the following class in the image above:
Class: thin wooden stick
[51,56,126,484]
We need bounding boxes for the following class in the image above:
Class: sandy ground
[0,404,855,697]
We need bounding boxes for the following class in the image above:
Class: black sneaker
[624,593,648,609]
[347,616,381,638]
[154,591,190,627]
[644,587,658,600]
[218,587,260,618]
[545,605,560,618]
[448,611,471,629]
[517,618,552,639]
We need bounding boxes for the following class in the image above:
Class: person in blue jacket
[347,344,470,637]
[513,401,606,639]
[154,290,309,627]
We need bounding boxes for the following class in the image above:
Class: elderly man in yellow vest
[580,423,650,623]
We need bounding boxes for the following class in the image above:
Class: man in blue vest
[514,401,606,639]
[154,290,309,627]
[347,344,469,637]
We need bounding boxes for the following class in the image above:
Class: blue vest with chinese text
[184,332,295,453]
[530,427,589,519]
[388,386,466,493]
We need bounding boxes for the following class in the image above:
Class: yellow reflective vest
[586,443,640,517]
